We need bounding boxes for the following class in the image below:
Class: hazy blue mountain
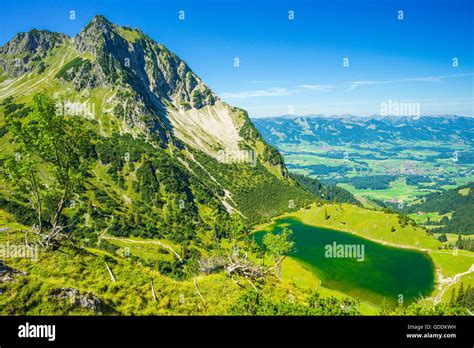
[253,115,474,145]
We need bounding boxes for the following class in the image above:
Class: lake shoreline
[253,204,446,304]
[253,203,436,253]
[255,215,437,306]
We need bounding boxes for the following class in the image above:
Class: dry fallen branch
[263,256,286,276]
[25,222,74,251]
[151,280,157,302]
[244,276,259,293]
[102,236,183,262]
[105,261,116,283]
[198,252,281,293]
[193,278,206,303]
[225,253,267,280]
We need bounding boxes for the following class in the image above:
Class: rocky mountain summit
[0,30,67,77]
[0,15,286,170]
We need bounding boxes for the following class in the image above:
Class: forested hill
[291,173,361,206]
[408,182,474,234]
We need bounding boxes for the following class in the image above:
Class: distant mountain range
[253,114,474,234]
[252,115,474,145]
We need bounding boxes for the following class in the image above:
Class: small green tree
[455,235,463,249]
[228,212,246,249]
[449,287,457,308]
[456,282,465,306]
[465,286,474,311]
[263,227,295,278]
[324,208,330,220]
[4,93,90,248]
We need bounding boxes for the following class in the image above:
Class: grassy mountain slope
[0,15,312,233]
[0,16,321,315]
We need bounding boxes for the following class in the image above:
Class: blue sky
[1,0,473,117]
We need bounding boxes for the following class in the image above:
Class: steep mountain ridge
[0,29,68,77]
[1,15,289,173]
[0,15,309,232]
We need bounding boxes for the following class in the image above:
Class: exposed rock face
[0,30,67,77]
[0,15,289,177]
[74,15,216,108]
[49,287,103,313]
[0,260,27,282]
[61,15,217,144]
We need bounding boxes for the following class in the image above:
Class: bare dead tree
[196,251,283,293]
[225,253,267,279]
[25,220,76,251]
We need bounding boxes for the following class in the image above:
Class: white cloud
[298,84,334,91]
[220,73,474,100]
[220,87,295,99]
[221,85,333,100]
[345,73,474,91]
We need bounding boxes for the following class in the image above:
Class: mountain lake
[254,217,436,306]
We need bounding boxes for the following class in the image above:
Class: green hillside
[290,172,361,206]
[408,182,474,234]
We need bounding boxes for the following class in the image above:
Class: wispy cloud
[345,73,474,91]
[221,85,333,99]
[221,73,474,99]
[298,84,335,91]
[247,80,289,84]
[220,87,296,99]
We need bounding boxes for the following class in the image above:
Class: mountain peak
[75,15,117,54]
[0,15,288,178]
[84,14,115,31]
[92,14,113,23]
[0,29,66,54]
[0,29,67,77]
